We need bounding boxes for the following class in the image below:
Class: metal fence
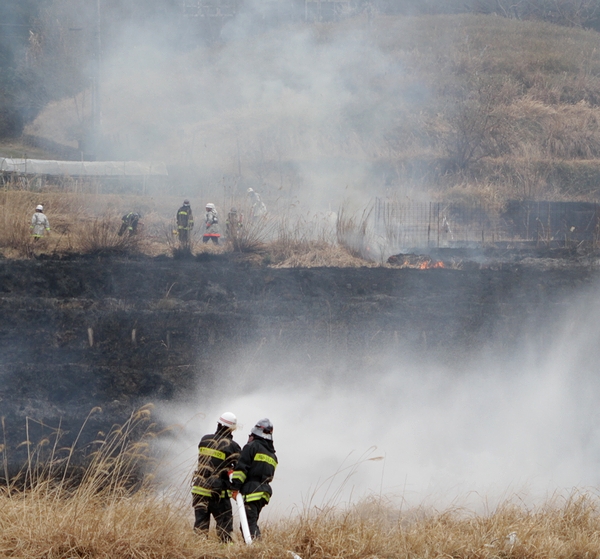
[373,198,600,249]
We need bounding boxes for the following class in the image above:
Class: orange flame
[417,260,445,269]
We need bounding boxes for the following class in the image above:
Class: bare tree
[442,81,512,171]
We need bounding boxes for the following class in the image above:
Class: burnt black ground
[0,250,598,468]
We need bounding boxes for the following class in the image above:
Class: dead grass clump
[223,201,275,253]
[77,214,142,255]
[262,210,371,267]
[0,406,205,559]
[271,241,372,268]
[336,206,374,261]
[274,493,600,559]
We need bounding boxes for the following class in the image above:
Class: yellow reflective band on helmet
[244,491,271,503]
[254,453,278,468]
[231,471,246,483]
[199,447,226,460]
[191,486,212,497]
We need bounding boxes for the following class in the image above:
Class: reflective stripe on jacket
[177,206,194,230]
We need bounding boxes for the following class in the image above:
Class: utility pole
[90,0,102,160]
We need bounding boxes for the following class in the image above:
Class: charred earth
[0,249,598,469]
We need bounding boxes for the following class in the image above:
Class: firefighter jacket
[204,208,220,236]
[177,205,194,231]
[249,192,267,218]
[231,437,277,503]
[192,429,241,499]
[119,212,140,235]
[31,212,50,237]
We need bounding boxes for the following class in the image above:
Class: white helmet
[247,188,254,193]
[218,411,237,430]
[36,205,43,211]
[206,203,215,210]
[250,418,273,441]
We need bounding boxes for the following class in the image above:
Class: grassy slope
[9,13,600,203]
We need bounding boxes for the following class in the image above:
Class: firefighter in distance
[30,204,50,239]
[203,203,220,244]
[176,200,194,244]
[118,212,141,236]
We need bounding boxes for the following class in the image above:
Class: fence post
[547,202,551,246]
[437,203,440,248]
[428,202,431,247]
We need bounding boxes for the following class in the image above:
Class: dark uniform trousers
[244,499,267,539]
[193,493,233,542]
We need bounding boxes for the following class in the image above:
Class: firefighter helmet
[247,188,254,193]
[251,418,273,441]
[183,199,190,206]
[206,203,215,210]
[36,204,43,211]
[218,411,237,430]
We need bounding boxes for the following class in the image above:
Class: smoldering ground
[155,279,600,518]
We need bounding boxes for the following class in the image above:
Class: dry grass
[223,200,276,253]
[3,409,600,559]
[0,191,373,265]
[271,241,374,268]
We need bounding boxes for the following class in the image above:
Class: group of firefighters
[192,412,277,542]
[175,199,223,245]
[175,188,267,246]
[30,188,267,246]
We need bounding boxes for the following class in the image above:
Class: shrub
[77,214,142,256]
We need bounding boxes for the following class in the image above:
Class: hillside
[10,13,600,208]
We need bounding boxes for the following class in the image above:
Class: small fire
[418,260,445,269]
[386,254,446,269]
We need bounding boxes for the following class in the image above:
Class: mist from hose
[155,281,600,518]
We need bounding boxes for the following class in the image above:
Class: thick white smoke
[29,8,433,212]
[155,282,600,520]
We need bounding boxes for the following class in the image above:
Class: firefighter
[247,188,267,220]
[118,212,141,236]
[192,411,241,542]
[176,200,194,244]
[30,204,50,240]
[231,418,277,540]
[203,203,220,245]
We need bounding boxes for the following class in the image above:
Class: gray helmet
[183,199,190,205]
[251,418,273,441]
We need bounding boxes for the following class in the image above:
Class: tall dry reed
[3,407,600,559]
